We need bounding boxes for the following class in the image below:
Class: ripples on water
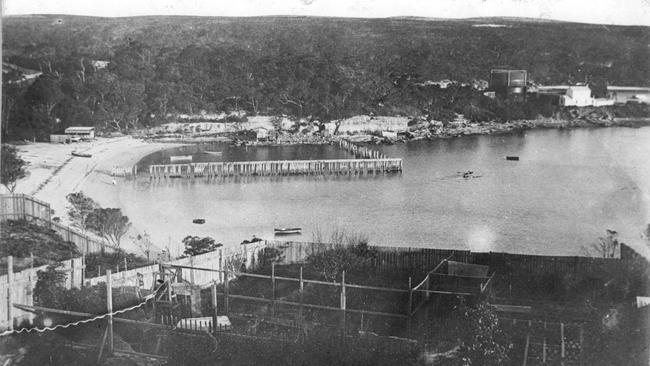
[119,127,650,257]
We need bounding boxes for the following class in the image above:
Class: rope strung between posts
[0,293,157,337]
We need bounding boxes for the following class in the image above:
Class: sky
[2,0,650,26]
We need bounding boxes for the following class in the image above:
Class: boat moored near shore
[274,227,302,235]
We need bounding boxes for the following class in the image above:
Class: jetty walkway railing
[148,158,402,178]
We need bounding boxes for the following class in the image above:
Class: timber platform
[148,158,402,179]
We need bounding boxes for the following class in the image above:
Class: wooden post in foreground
[340,271,346,333]
[211,282,218,334]
[271,262,276,317]
[224,269,229,315]
[7,256,14,331]
[579,326,585,366]
[560,323,565,364]
[523,334,530,366]
[299,266,304,321]
[407,277,413,336]
[106,269,114,355]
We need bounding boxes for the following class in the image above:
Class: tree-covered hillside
[2,15,649,140]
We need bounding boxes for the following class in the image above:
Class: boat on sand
[274,227,302,235]
[71,151,92,158]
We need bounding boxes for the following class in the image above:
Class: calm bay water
[117,127,650,257]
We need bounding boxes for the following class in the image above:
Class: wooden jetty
[338,139,388,159]
[148,158,402,179]
[112,166,138,177]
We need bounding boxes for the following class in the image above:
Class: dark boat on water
[193,219,206,224]
[505,156,520,161]
[71,151,92,158]
[274,227,301,235]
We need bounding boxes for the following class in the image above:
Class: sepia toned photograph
[1,0,649,364]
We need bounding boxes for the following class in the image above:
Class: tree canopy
[1,144,27,193]
[3,16,650,141]
[86,208,132,248]
[66,191,99,232]
[182,235,222,257]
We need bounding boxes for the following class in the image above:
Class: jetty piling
[148,158,402,179]
[111,165,138,177]
[142,137,401,180]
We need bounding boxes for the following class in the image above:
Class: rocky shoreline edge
[140,115,650,146]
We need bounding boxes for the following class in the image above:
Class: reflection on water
[137,143,354,168]
[118,127,650,257]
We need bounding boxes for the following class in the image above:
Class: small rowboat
[274,227,302,235]
[71,151,92,158]
[171,155,193,162]
[505,156,519,161]
[202,151,223,156]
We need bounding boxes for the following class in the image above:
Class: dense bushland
[2,15,649,140]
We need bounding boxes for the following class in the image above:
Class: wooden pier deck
[148,158,402,178]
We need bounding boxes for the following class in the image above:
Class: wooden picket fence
[0,194,117,254]
[265,240,625,283]
[1,256,84,331]
[85,241,267,290]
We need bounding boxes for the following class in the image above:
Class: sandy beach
[10,137,182,253]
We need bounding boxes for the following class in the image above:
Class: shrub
[454,300,513,366]
[182,236,222,257]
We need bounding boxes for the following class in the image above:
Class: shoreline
[11,137,186,254]
[9,120,650,256]
[142,116,650,146]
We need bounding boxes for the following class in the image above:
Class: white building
[560,86,593,107]
[607,86,650,104]
[560,86,615,107]
[64,126,95,140]
[255,127,269,140]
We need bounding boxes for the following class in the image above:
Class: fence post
[81,254,86,287]
[579,325,584,366]
[299,266,304,321]
[211,282,218,335]
[224,269,229,315]
[7,256,14,331]
[560,323,564,364]
[523,334,530,366]
[106,269,114,355]
[340,270,346,333]
[70,258,75,289]
[219,250,223,284]
[271,262,276,317]
[190,255,195,285]
[407,276,413,337]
